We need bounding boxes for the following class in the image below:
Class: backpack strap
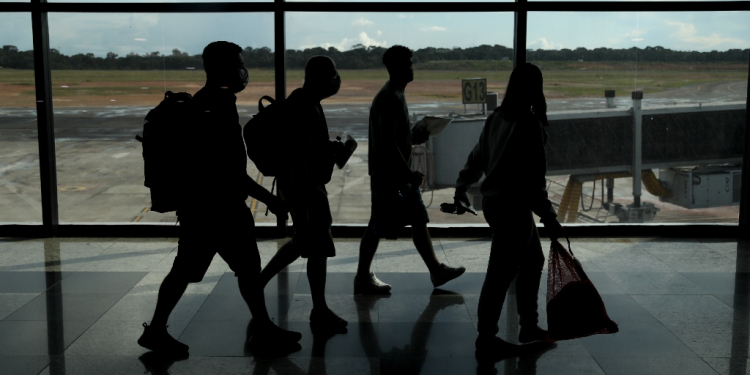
[264,177,277,216]
[259,96,275,112]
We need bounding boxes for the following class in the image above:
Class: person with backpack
[137,41,301,356]
[447,63,564,358]
[257,56,348,334]
[353,45,466,295]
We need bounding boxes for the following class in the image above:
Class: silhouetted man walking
[258,56,348,334]
[138,41,301,355]
[354,45,466,294]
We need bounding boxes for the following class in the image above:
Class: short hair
[202,41,242,73]
[382,45,412,72]
[304,55,336,83]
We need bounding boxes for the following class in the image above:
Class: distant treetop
[1,44,747,70]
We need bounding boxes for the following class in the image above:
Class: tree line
[1,44,748,70]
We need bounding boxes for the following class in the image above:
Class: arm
[535,189,563,241]
[376,99,414,185]
[454,123,487,204]
[528,122,562,239]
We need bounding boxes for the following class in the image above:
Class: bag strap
[556,235,574,257]
[258,96,275,112]
[264,177,277,216]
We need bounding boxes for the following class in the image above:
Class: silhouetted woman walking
[449,63,564,358]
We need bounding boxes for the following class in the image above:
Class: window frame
[0,0,748,238]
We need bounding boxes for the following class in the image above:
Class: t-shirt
[368,81,412,188]
[278,87,335,229]
[179,86,251,214]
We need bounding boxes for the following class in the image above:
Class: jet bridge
[429,94,745,223]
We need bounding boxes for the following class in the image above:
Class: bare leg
[356,226,380,278]
[150,271,189,328]
[307,256,329,310]
[238,272,271,324]
[259,241,302,288]
[411,223,441,273]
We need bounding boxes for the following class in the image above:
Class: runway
[0,80,745,142]
[0,80,744,223]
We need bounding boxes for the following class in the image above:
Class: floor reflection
[44,239,66,375]
[2,237,749,374]
[729,239,750,375]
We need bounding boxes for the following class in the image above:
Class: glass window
[48,12,275,223]
[287,12,514,225]
[48,0,269,3]
[0,13,42,223]
[527,11,748,224]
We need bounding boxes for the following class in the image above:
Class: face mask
[230,67,249,93]
[321,74,341,99]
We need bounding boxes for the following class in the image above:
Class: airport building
[0,0,749,374]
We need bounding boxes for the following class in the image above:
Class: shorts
[367,179,430,240]
[172,204,261,283]
[278,180,336,258]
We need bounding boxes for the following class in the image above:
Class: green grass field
[1,60,746,100]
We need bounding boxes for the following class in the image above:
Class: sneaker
[475,336,523,361]
[310,308,348,334]
[354,272,392,295]
[430,264,466,288]
[518,326,552,344]
[137,323,189,355]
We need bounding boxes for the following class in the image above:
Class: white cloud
[298,32,386,51]
[299,38,354,51]
[358,32,387,48]
[667,21,747,50]
[377,30,382,37]
[624,29,646,38]
[397,14,407,18]
[420,26,447,32]
[352,18,374,26]
[528,38,563,50]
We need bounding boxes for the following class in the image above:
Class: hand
[266,197,289,220]
[542,217,564,241]
[411,126,430,145]
[330,138,345,157]
[410,171,425,187]
[453,191,470,215]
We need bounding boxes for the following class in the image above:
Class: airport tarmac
[0,82,745,224]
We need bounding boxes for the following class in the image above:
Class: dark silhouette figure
[246,321,336,374]
[355,45,466,294]
[355,290,466,375]
[137,41,301,356]
[449,63,564,359]
[258,56,348,334]
[475,341,557,375]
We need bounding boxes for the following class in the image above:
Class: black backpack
[243,95,288,177]
[135,91,194,213]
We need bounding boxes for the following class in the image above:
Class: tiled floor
[0,237,748,375]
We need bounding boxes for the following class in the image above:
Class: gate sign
[462,78,487,104]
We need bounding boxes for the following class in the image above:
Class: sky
[0,10,748,57]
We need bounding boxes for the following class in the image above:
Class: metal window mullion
[3,1,750,13]
[31,0,59,235]
[739,56,750,237]
[514,0,527,68]
[275,0,288,238]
